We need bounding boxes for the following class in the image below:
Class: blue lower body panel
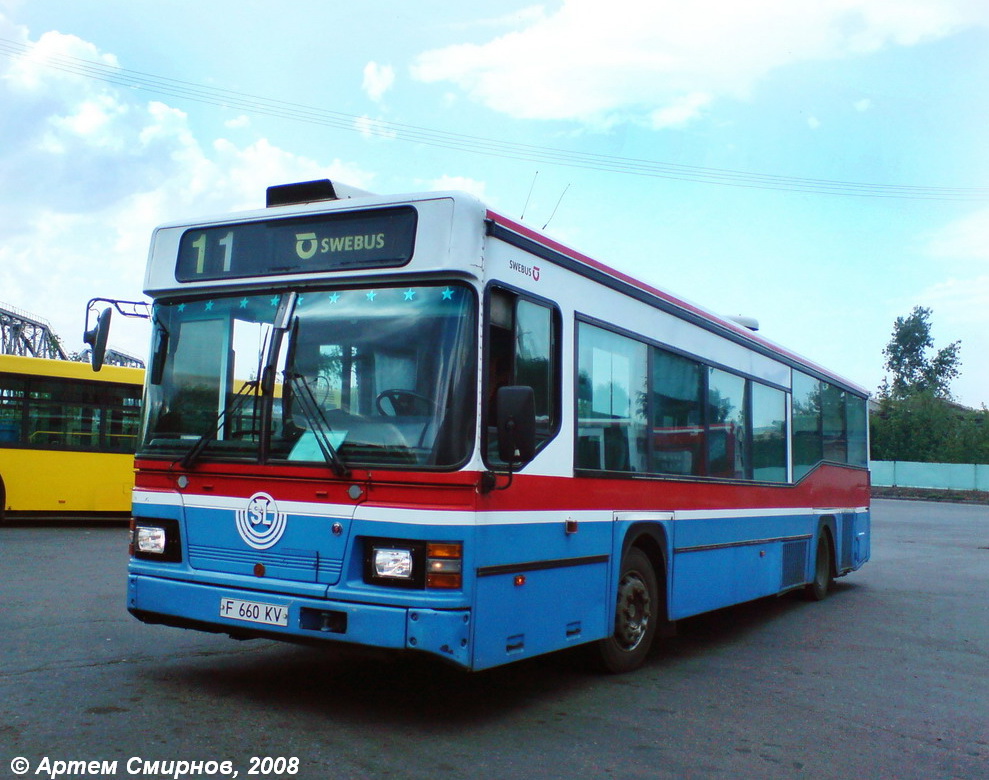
[667,509,870,620]
[127,574,472,667]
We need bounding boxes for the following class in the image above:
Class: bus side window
[515,299,554,435]
[486,289,558,464]
[575,322,648,472]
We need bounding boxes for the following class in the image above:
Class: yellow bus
[0,355,143,521]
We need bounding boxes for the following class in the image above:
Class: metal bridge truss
[77,346,145,369]
[0,302,68,360]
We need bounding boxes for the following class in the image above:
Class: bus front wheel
[594,547,658,673]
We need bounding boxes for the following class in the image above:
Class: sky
[1,0,988,405]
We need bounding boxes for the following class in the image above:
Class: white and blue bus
[105,179,870,672]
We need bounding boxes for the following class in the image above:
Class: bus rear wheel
[594,547,658,673]
[804,534,834,601]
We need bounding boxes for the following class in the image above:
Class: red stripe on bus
[135,460,868,514]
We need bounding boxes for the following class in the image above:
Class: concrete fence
[870,460,989,492]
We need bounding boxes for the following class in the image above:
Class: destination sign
[175,206,417,282]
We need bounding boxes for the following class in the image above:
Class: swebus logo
[295,231,387,260]
[509,258,540,281]
[235,492,287,550]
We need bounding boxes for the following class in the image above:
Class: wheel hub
[615,572,652,650]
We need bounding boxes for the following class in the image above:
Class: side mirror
[82,307,112,371]
[496,385,536,465]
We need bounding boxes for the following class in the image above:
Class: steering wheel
[375,389,435,416]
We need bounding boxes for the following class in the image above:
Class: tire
[594,547,659,673]
[804,533,834,601]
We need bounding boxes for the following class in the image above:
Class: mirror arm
[479,466,515,494]
[479,441,521,493]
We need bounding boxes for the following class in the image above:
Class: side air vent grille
[840,514,855,570]
[782,538,810,588]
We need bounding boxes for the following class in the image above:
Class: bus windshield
[140,283,477,468]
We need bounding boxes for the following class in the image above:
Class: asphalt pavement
[1,499,987,779]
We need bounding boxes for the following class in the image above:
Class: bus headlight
[373,548,414,579]
[136,526,167,555]
[130,518,182,562]
[364,539,422,588]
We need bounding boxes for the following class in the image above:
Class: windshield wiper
[177,379,261,470]
[287,372,350,478]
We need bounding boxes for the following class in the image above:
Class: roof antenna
[542,183,571,230]
[521,171,538,221]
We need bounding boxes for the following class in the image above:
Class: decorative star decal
[403,288,416,301]
[328,292,340,304]
[441,287,454,301]
[366,290,377,302]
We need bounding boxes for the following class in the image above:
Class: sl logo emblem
[235,492,287,550]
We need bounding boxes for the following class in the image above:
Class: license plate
[219,597,289,627]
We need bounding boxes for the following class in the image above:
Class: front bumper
[127,573,473,668]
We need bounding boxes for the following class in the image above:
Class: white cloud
[47,93,130,150]
[213,137,376,211]
[649,92,711,129]
[355,114,398,141]
[224,114,251,129]
[362,61,395,103]
[4,28,120,93]
[854,98,872,112]
[444,5,548,31]
[411,0,989,126]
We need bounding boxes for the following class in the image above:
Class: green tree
[870,391,989,464]
[870,307,989,464]
[870,390,957,462]
[881,306,961,401]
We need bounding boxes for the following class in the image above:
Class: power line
[1,36,986,201]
